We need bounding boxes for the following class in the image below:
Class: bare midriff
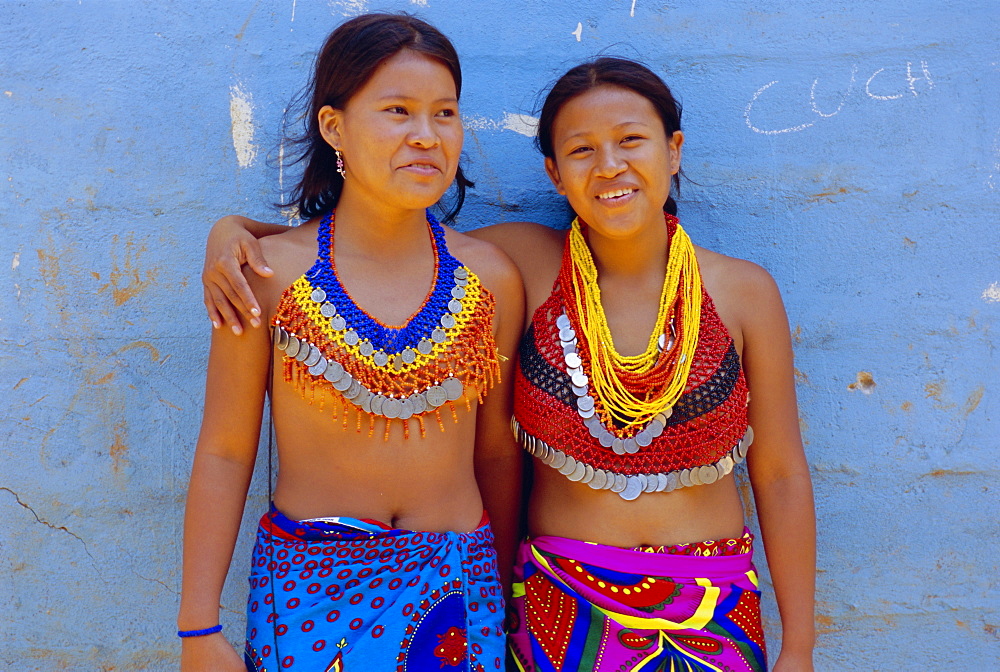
[528,464,746,548]
[267,373,485,534]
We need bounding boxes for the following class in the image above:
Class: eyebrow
[559,121,652,142]
[376,94,459,104]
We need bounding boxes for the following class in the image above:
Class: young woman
[204,58,815,671]
[179,14,522,672]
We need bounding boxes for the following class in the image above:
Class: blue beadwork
[304,210,462,355]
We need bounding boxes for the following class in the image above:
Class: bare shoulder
[444,227,523,299]
[465,221,565,260]
[248,222,319,317]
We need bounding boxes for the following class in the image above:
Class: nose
[407,114,440,149]
[594,144,626,178]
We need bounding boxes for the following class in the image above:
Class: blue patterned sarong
[244,505,505,672]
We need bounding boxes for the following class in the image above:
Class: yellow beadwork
[567,217,702,428]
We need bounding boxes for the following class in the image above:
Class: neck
[332,187,434,256]
[583,214,670,284]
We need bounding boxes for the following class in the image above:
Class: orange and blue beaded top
[512,215,751,501]
[272,210,500,439]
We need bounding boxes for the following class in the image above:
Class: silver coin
[563,343,577,355]
[425,385,447,408]
[333,373,353,393]
[409,392,427,415]
[715,461,729,481]
[320,302,337,318]
[352,387,371,407]
[611,474,627,493]
[558,327,576,342]
[653,410,669,427]
[397,398,414,420]
[279,328,290,350]
[330,315,346,331]
[699,464,718,485]
[611,438,625,455]
[370,395,385,415]
[453,266,468,279]
[310,288,327,303]
[733,446,745,465]
[657,333,666,351]
[576,396,595,412]
[689,466,703,486]
[581,464,595,484]
[565,352,582,369]
[737,438,748,460]
[587,419,603,439]
[373,351,389,367]
[679,469,693,488]
[383,398,402,419]
[566,366,582,377]
[623,437,639,454]
[304,345,322,367]
[577,405,595,419]
[360,392,374,414]
[344,330,359,347]
[392,355,404,371]
[618,476,643,502]
[324,361,344,383]
[284,336,300,358]
[557,455,578,476]
[589,469,607,489]
[542,449,560,469]
[743,425,755,447]
[431,328,447,344]
[648,418,665,438]
[440,313,456,329]
[571,372,588,388]
[442,377,464,401]
[656,473,668,492]
[401,348,416,364]
[680,354,687,364]
[719,455,734,477]
[643,474,657,493]
[451,285,466,300]
[455,275,468,286]
[665,472,680,493]
[598,430,615,448]
[295,341,312,362]
[571,384,589,396]
[567,462,587,482]
[448,298,463,313]
[345,380,362,400]
[417,338,434,355]
[359,341,374,357]
[583,413,602,430]
[556,314,571,331]
[635,428,653,447]
[308,358,329,377]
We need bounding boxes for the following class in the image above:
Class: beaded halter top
[512,221,752,501]
[272,211,500,439]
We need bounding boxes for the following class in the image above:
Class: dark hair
[283,13,473,222]
[536,57,683,215]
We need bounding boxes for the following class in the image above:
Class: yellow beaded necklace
[565,215,702,429]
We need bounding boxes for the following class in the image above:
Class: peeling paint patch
[982,282,1000,303]
[330,0,368,16]
[963,385,984,416]
[110,420,129,473]
[503,112,539,137]
[97,234,159,306]
[409,0,428,6]
[920,469,977,478]
[229,83,258,168]
[113,340,162,363]
[848,371,876,394]
[11,251,19,270]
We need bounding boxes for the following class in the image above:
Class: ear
[544,157,567,195]
[318,105,344,151]
[667,130,684,175]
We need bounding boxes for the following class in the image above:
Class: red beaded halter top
[512,224,752,502]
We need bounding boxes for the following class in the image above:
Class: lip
[398,159,442,176]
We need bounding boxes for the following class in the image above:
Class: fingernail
[251,318,261,328]
[212,321,220,329]
[250,307,261,317]
[263,266,273,274]
[232,325,242,335]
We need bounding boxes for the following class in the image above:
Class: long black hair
[536,57,683,215]
[282,13,473,223]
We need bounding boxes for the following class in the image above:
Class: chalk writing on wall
[745,61,935,136]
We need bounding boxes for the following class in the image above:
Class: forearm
[752,470,816,654]
[178,451,257,629]
[475,449,522,600]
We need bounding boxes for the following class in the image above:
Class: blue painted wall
[2,1,997,668]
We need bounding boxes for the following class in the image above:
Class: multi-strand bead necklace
[272,210,500,439]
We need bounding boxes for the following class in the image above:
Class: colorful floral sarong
[508,533,767,671]
[244,505,505,672]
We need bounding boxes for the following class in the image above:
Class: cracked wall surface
[1,1,998,669]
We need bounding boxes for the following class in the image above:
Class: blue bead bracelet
[177,624,222,638]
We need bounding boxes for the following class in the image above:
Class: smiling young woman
[178,14,522,672]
